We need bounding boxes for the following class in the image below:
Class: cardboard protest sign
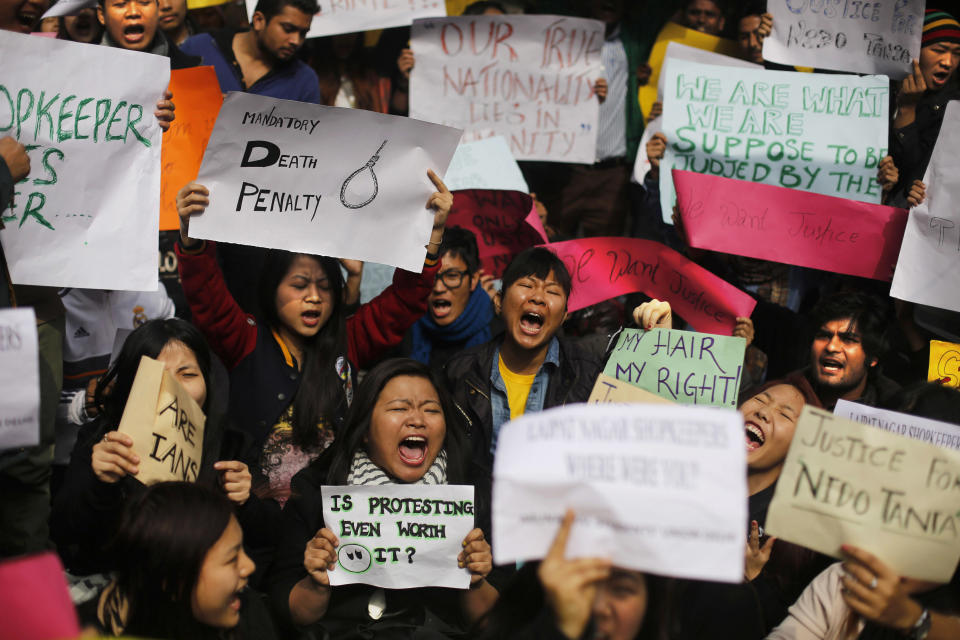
[673,170,908,281]
[766,406,960,582]
[159,67,222,231]
[0,552,80,640]
[835,399,960,451]
[929,340,960,388]
[410,14,605,163]
[321,484,475,589]
[639,22,741,123]
[117,356,206,486]
[588,373,674,405]
[0,308,39,451]
[602,328,745,408]
[493,404,747,583]
[192,92,461,272]
[244,0,446,39]
[659,59,889,222]
[890,102,960,314]
[0,31,167,289]
[444,136,529,193]
[543,237,757,336]
[763,0,924,78]
[446,189,544,278]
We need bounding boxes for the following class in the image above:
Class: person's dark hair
[885,382,960,426]
[325,358,470,485]
[736,0,766,22]
[501,247,573,301]
[110,482,235,640]
[253,0,318,22]
[463,1,507,15]
[94,318,213,426]
[807,291,890,365]
[258,250,349,448]
[439,226,481,274]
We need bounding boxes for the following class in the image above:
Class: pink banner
[447,189,546,278]
[673,170,909,281]
[543,237,756,335]
[0,552,80,640]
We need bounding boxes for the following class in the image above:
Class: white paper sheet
[763,0,925,79]
[321,484,474,589]
[191,92,462,273]
[834,399,960,451]
[0,31,167,290]
[890,101,960,313]
[493,404,747,583]
[0,308,40,451]
[444,136,529,193]
[244,0,446,39]
[42,0,96,18]
[410,14,605,164]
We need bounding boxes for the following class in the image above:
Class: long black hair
[110,482,236,640]
[324,358,471,485]
[95,318,213,427]
[258,250,350,448]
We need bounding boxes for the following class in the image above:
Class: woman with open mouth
[267,358,504,638]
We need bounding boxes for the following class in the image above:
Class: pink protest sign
[0,552,80,640]
[673,170,909,281]
[447,189,546,278]
[543,237,756,336]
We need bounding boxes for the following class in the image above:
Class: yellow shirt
[499,354,536,420]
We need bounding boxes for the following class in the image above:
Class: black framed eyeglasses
[435,269,470,289]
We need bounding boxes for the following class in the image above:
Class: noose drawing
[340,140,387,209]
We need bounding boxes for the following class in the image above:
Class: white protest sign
[763,0,925,78]
[834,399,960,451]
[766,406,960,582]
[659,59,888,222]
[192,92,461,272]
[444,136,529,193]
[493,404,747,583]
[42,0,96,18]
[321,484,475,589]
[410,15,605,164]
[0,308,39,451]
[890,101,960,313]
[0,31,167,289]
[244,0,447,39]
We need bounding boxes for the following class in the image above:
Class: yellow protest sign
[187,0,232,9]
[766,406,960,582]
[117,356,206,485]
[929,340,960,388]
[639,21,739,121]
[588,373,674,405]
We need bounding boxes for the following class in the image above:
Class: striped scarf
[347,448,447,485]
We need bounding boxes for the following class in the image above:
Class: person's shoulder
[180,31,216,51]
[444,338,498,378]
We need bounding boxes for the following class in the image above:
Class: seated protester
[405,226,494,370]
[309,32,388,112]
[97,0,199,69]
[174,174,449,505]
[58,7,103,42]
[479,510,668,640]
[158,0,191,45]
[768,383,960,640]
[179,0,321,103]
[736,1,771,64]
[888,9,960,207]
[444,247,605,469]
[77,481,278,639]
[51,320,269,581]
[683,0,726,35]
[268,358,503,637]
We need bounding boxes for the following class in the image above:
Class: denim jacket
[488,338,560,455]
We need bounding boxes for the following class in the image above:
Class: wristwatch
[905,607,931,640]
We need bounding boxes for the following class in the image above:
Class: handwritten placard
[542,237,757,336]
[0,308,39,451]
[159,67,222,231]
[673,170,908,281]
[659,59,889,222]
[444,136,529,193]
[766,406,960,582]
[602,328,745,408]
[929,340,960,388]
[321,484,475,590]
[191,92,461,273]
[410,14,604,163]
[763,0,924,78]
[890,102,960,314]
[117,356,206,486]
[493,403,747,583]
[835,399,960,451]
[588,373,674,405]
[0,31,167,290]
